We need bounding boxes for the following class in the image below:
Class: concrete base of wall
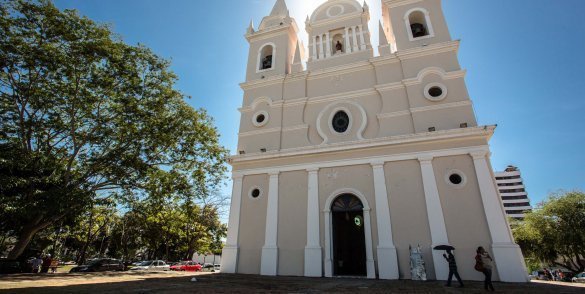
[304,246,323,277]
[492,243,529,282]
[377,246,399,279]
[261,246,278,276]
[220,246,238,273]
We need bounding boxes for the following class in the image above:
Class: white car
[130,260,170,271]
[573,272,585,283]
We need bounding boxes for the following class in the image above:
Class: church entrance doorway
[331,194,367,276]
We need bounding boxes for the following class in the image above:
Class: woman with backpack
[475,247,495,291]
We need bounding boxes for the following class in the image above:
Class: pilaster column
[371,162,399,280]
[261,171,280,276]
[323,209,333,277]
[344,27,352,53]
[325,32,331,58]
[312,35,317,60]
[352,26,359,51]
[418,156,449,280]
[220,174,243,273]
[471,151,528,282]
[318,36,324,60]
[358,24,366,50]
[363,208,376,279]
[304,168,322,277]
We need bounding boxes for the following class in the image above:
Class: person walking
[443,249,464,287]
[476,247,495,291]
[40,254,52,273]
[31,256,43,273]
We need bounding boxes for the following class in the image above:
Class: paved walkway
[1,272,584,293]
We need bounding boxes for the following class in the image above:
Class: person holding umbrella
[443,249,464,287]
[433,245,463,287]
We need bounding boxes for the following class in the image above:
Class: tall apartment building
[495,166,532,219]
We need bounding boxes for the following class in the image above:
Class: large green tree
[512,191,585,273]
[0,0,228,259]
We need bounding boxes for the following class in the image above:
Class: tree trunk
[7,217,45,260]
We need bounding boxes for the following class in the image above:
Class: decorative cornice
[230,125,497,163]
[309,12,364,29]
[307,59,374,80]
[410,100,472,113]
[376,110,411,119]
[374,81,405,92]
[238,127,281,137]
[240,74,286,91]
[396,40,460,61]
[382,0,423,9]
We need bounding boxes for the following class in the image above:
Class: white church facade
[221,0,528,282]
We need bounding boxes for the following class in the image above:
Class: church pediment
[309,0,363,24]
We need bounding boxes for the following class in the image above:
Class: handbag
[474,255,484,272]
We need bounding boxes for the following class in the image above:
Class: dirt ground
[1,272,584,293]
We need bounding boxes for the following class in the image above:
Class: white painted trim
[323,188,375,279]
[423,83,448,102]
[250,96,274,110]
[232,126,495,163]
[220,175,243,273]
[256,42,276,73]
[326,5,345,18]
[310,0,362,23]
[383,0,423,9]
[444,169,467,189]
[304,168,322,277]
[328,107,353,136]
[410,100,472,113]
[418,157,450,280]
[377,110,411,119]
[248,185,263,200]
[316,101,368,144]
[252,110,270,127]
[371,163,399,279]
[403,67,466,86]
[404,7,435,42]
[261,172,280,276]
[238,127,281,138]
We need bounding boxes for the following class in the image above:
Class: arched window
[258,43,275,71]
[405,8,434,41]
[332,33,345,54]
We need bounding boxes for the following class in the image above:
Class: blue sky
[53,0,585,207]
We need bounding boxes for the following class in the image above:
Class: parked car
[130,260,170,271]
[170,261,202,272]
[0,259,22,274]
[573,272,585,283]
[69,258,125,273]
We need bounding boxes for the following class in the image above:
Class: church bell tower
[244,0,302,82]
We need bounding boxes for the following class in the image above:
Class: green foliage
[512,191,585,273]
[0,0,228,258]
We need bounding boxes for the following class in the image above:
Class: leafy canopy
[512,191,585,273]
[0,0,228,259]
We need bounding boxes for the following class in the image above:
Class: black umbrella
[433,245,455,251]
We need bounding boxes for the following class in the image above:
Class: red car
[170,261,202,272]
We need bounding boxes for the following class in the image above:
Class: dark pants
[447,269,464,286]
[482,268,494,291]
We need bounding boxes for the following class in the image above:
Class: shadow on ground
[0,273,583,293]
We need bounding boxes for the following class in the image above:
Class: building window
[404,8,435,41]
[331,110,350,134]
[445,169,467,188]
[257,43,275,72]
[249,187,262,199]
[252,110,269,127]
[423,83,447,101]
